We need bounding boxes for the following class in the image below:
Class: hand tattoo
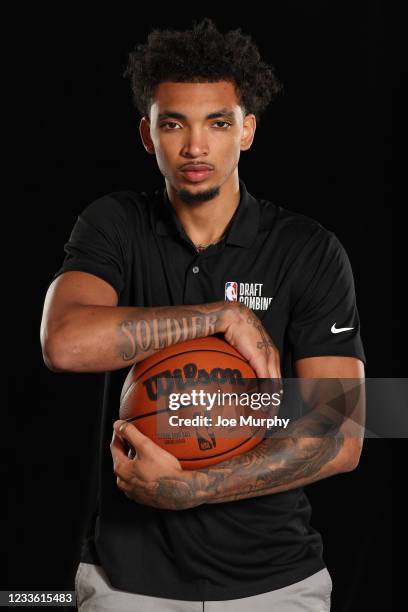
[239,304,276,359]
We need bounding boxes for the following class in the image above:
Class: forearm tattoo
[206,408,344,503]
[154,407,344,509]
[118,306,222,361]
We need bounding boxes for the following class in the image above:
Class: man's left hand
[110,420,204,510]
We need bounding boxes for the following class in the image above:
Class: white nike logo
[331,323,354,334]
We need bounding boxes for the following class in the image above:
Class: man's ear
[240,113,257,151]
[139,116,155,154]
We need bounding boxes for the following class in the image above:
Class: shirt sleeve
[50,195,129,297]
[288,227,367,365]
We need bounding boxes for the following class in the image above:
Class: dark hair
[122,18,283,121]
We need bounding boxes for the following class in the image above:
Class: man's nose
[180,128,209,157]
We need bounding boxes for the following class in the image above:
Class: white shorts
[75,562,332,611]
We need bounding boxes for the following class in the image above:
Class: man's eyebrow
[157,109,236,121]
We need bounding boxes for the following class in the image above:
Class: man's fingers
[111,438,140,483]
[128,446,137,459]
[268,356,282,388]
[116,471,143,490]
[250,355,270,378]
[262,342,281,382]
[116,474,131,490]
[253,356,280,381]
[113,420,151,457]
[116,472,158,504]
[110,430,130,467]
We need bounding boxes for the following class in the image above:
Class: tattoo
[122,476,201,511]
[154,479,196,510]
[131,408,345,511]
[120,389,350,512]
[118,306,222,361]
[238,303,275,358]
[177,407,345,507]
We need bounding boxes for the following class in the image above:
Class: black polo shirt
[51,179,366,601]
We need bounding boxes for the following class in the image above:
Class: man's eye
[213,121,232,128]
[160,122,181,129]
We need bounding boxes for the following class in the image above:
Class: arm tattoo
[206,408,344,503]
[154,479,197,511]
[118,306,222,361]
[154,407,345,508]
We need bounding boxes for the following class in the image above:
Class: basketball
[119,336,276,469]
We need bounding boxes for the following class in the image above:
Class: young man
[41,18,366,612]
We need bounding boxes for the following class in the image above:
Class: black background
[6,2,398,611]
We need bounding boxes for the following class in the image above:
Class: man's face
[140,81,256,203]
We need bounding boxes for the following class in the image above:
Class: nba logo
[225,281,238,301]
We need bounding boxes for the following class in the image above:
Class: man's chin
[177,185,220,204]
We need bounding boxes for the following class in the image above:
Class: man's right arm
[40,271,234,373]
[41,270,281,379]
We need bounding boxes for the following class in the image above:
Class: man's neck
[164,173,241,248]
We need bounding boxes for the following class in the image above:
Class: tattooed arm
[111,402,347,511]
[185,414,346,506]
[41,271,281,379]
[42,299,227,373]
[111,356,365,510]
[180,356,366,507]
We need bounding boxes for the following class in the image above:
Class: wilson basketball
[119,336,280,470]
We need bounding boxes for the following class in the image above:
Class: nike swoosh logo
[331,323,354,334]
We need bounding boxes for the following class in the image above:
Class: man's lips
[179,165,214,182]
[180,164,213,171]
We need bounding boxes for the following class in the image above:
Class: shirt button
[192,266,200,274]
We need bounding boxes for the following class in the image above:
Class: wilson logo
[143,363,245,401]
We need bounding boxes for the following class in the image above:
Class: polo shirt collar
[153,179,260,248]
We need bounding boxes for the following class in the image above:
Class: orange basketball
[119,336,270,469]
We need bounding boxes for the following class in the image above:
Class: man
[40,18,366,612]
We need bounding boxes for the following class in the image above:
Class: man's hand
[110,420,203,510]
[223,302,281,382]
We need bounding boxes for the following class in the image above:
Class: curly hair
[122,18,283,122]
